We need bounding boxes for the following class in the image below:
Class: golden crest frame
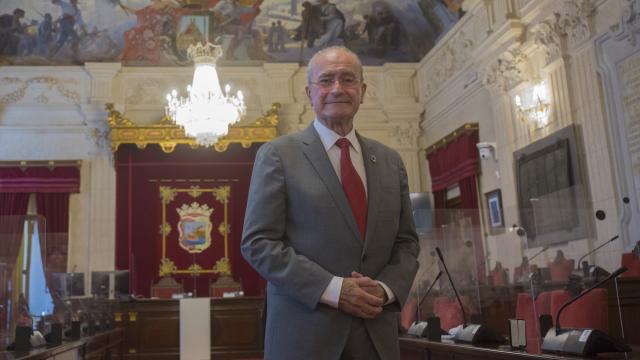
[159,185,232,276]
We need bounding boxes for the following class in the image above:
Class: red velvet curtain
[427,132,479,192]
[0,167,79,274]
[35,193,70,273]
[0,193,30,262]
[427,131,485,281]
[0,167,80,193]
[115,143,265,298]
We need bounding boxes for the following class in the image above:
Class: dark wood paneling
[118,297,263,360]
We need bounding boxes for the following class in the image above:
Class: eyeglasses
[310,76,361,89]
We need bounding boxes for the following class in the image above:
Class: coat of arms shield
[176,202,213,253]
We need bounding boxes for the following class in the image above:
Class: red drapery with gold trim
[115,143,264,297]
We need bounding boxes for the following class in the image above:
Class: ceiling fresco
[0,0,464,66]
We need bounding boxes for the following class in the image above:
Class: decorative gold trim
[106,102,280,153]
[424,123,479,157]
[128,311,137,322]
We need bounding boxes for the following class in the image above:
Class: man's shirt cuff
[319,276,343,308]
[378,281,396,305]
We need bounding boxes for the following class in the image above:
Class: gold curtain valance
[106,102,280,153]
[424,123,479,156]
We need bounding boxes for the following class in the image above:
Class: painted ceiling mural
[0,0,464,66]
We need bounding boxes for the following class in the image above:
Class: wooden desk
[0,328,123,360]
[399,337,638,360]
[114,296,263,360]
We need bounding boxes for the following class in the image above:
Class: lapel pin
[370,155,377,163]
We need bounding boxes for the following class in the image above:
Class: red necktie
[335,138,367,239]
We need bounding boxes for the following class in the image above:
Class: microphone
[541,266,631,356]
[577,235,619,273]
[434,247,504,344]
[406,271,447,340]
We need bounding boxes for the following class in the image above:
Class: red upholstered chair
[400,298,418,330]
[433,295,473,332]
[515,291,551,353]
[548,259,575,282]
[621,253,640,277]
[150,276,183,299]
[513,264,539,283]
[550,288,608,332]
[210,275,242,298]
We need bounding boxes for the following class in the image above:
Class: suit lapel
[358,133,381,251]
[299,125,363,243]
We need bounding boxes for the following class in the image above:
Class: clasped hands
[338,271,387,319]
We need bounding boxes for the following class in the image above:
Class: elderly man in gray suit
[241,46,420,360]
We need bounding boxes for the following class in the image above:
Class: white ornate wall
[417,0,633,273]
[0,60,421,273]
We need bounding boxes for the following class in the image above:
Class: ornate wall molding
[421,31,474,101]
[391,121,421,147]
[0,76,81,106]
[555,0,595,47]
[611,0,640,46]
[531,20,564,63]
[481,49,528,92]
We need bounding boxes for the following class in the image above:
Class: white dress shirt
[313,120,396,308]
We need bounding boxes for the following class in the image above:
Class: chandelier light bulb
[165,42,246,147]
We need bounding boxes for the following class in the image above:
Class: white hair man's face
[306,49,366,129]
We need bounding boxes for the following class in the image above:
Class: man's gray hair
[306,46,364,83]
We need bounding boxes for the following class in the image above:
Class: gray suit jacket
[241,124,419,360]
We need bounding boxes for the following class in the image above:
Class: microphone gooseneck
[529,246,549,262]
[555,266,628,333]
[435,247,468,327]
[577,235,619,270]
[417,271,442,312]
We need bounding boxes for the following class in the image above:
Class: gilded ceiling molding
[106,102,280,153]
[424,123,479,156]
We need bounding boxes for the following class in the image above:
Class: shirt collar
[313,119,361,154]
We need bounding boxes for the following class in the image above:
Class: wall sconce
[513,81,551,129]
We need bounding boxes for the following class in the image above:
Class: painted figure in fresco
[120,0,188,64]
[314,0,345,48]
[0,8,26,56]
[267,21,276,52]
[294,1,322,49]
[211,0,263,60]
[48,0,86,60]
[35,14,55,56]
[275,20,287,52]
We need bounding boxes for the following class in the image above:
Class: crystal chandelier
[513,81,551,129]
[165,42,246,147]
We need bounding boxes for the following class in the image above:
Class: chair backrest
[210,275,242,298]
[548,259,575,282]
[489,269,509,286]
[513,264,539,283]
[550,288,608,332]
[432,295,472,332]
[400,298,418,330]
[150,276,183,299]
[515,291,551,353]
[621,253,640,277]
